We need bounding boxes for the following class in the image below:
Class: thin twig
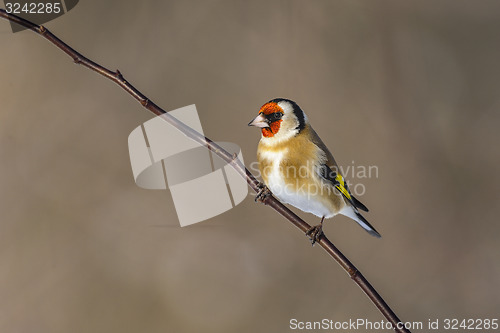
[0,9,410,333]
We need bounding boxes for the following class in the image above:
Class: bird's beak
[248,113,269,128]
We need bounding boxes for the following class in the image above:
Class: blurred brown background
[1,1,499,332]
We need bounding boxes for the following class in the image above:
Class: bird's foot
[306,224,324,245]
[255,183,271,203]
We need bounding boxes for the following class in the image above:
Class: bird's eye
[271,112,283,121]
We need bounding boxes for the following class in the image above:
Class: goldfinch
[248,98,381,243]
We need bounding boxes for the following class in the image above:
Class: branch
[1,9,410,333]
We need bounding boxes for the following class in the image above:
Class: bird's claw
[306,224,324,246]
[255,183,271,203]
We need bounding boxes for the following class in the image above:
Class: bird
[248,98,381,244]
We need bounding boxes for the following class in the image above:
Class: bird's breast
[257,145,341,218]
[257,148,287,190]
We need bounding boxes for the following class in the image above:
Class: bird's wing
[308,126,339,171]
[309,126,369,212]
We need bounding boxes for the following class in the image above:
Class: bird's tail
[340,206,381,238]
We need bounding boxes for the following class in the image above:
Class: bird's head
[248,98,307,143]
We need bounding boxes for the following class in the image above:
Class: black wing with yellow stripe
[309,126,369,212]
[318,164,369,212]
